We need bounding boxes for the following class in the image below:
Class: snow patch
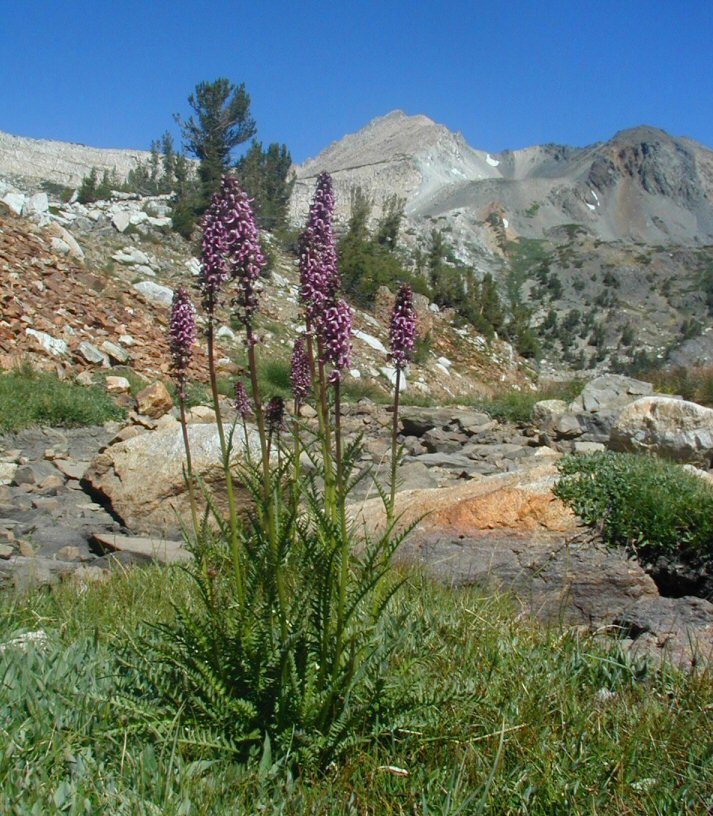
[586,203,596,211]
[503,218,509,229]
[591,189,599,203]
[485,154,500,167]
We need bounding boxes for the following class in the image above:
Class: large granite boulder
[533,375,655,443]
[610,396,713,466]
[84,423,261,536]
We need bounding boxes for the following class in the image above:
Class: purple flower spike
[266,395,287,434]
[234,381,252,420]
[299,172,339,327]
[169,287,197,399]
[290,337,311,404]
[217,177,265,328]
[198,200,229,314]
[320,299,352,384]
[389,284,417,370]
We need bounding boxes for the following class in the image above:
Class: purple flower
[169,287,196,399]
[265,395,286,434]
[234,381,252,420]
[290,337,311,404]
[197,199,229,314]
[217,177,265,328]
[299,172,339,327]
[389,284,417,370]
[320,299,352,384]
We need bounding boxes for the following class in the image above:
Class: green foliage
[77,167,115,204]
[236,140,294,232]
[120,421,413,768]
[555,452,713,564]
[2,567,713,813]
[177,77,257,208]
[0,366,124,431]
[339,187,428,308]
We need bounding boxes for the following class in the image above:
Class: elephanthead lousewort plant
[123,174,417,770]
[388,284,417,518]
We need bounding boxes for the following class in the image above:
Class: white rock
[133,264,156,278]
[112,247,150,265]
[133,281,173,307]
[349,369,362,379]
[354,330,388,354]
[186,258,201,276]
[129,211,149,226]
[216,326,236,340]
[2,192,25,215]
[25,192,49,215]
[380,366,407,391]
[118,334,135,346]
[25,328,68,356]
[111,211,132,232]
[147,216,172,228]
[436,356,452,368]
[50,237,71,255]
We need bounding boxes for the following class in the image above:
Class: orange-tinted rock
[135,381,173,418]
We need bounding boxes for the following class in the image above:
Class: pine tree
[235,140,294,231]
[176,78,256,209]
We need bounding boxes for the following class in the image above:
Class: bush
[0,366,124,431]
[554,452,713,564]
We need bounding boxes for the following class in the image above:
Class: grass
[0,366,125,432]
[401,379,584,424]
[1,565,712,813]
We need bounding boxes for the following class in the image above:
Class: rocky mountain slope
[0,130,152,189]
[0,190,529,399]
[290,111,713,249]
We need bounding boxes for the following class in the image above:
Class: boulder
[45,222,84,261]
[25,328,68,357]
[133,280,173,307]
[77,341,108,366]
[111,211,132,233]
[2,192,25,215]
[570,375,653,414]
[610,396,713,466]
[532,399,568,434]
[84,422,261,536]
[136,381,173,418]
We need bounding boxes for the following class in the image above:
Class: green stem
[388,366,402,523]
[333,378,349,683]
[178,393,200,538]
[208,321,243,605]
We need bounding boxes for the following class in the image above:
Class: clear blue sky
[1,1,711,162]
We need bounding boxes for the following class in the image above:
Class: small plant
[122,173,415,768]
[554,452,713,564]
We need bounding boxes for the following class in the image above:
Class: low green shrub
[554,452,713,563]
[0,366,125,431]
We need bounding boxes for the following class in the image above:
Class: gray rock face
[0,129,153,187]
[398,529,658,624]
[610,396,713,466]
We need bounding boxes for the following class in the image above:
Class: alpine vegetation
[122,172,417,768]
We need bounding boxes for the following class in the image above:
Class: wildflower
[197,200,229,314]
[299,172,339,326]
[265,395,287,434]
[290,337,311,404]
[320,299,352,384]
[168,287,196,399]
[389,284,417,370]
[234,381,252,420]
[217,177,265,329]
